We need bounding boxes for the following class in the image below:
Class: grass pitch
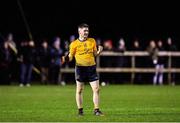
[0,84,180,122]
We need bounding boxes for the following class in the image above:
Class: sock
[79,108,83,112]
[94,108,99,112]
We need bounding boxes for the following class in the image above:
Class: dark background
[0,0,180,84]
[0,0,180,49]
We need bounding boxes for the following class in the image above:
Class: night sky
[0,0,180,49]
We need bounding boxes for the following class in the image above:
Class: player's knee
[76,88,83,94]
[93,86,100,93]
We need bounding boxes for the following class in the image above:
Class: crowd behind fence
[61,51,180,85]
[0,33,180,85]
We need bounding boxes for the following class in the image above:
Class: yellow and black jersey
[68,38,97,66]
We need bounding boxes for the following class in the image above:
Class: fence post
[131,55,135,84]
[168,52,172,85]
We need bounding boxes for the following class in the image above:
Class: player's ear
[78,28,81,34]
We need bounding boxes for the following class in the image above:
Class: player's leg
[90,80,104,116]
[90,80,100,109]
[76,80,84,115]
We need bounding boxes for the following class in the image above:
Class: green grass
[0,85,180,122]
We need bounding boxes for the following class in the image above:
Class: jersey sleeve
[92,38,98,56]
[93,39,97,52]
[68,41,76,61]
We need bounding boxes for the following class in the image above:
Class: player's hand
[61,56,65,65]
[61,53,70,64]
[97,45,103,54]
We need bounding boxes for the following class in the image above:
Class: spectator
[0,41,15,84]
[153,40,165,85]
[131,40,143,84]
[49,37,64,85]
[38,40,51,84]
[102,39,114,67]
[115,38,126,67]
[147,40,159,85]
[18,40,36,87]
[114,38,128,83]
[100,39,114,84]
[4,33,18,81]
[165,37,178,85]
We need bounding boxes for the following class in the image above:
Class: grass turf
[0,85,180,122]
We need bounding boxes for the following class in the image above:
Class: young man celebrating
[62,23,103,116]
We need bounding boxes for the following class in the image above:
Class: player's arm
[92,39,103,56]
[62,52,70,63]
[62,42,75,64]
[94,45,103,56]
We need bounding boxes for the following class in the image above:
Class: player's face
[79,27,89,38]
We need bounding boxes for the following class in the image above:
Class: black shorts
[75,65,98,82]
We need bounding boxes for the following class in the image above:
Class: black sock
[94,108,99,112]
[79,108,83,112]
